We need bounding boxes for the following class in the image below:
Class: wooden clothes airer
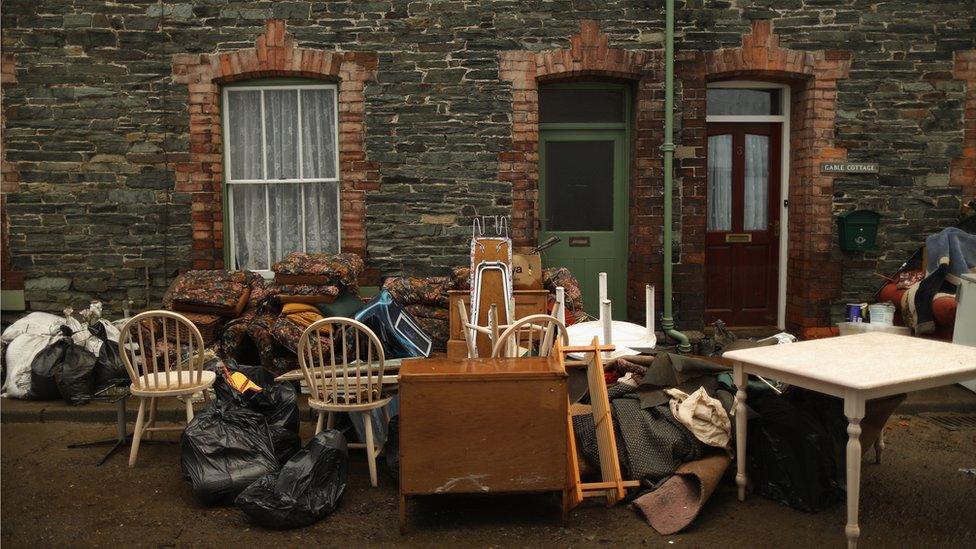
[557,338,640,510]
[469,216,514,356]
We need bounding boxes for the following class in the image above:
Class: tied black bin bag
[236,429,349,529]
[210,359,301,466]
[27,330,99,405]
[89,322,129,391]
[180,401,279,504]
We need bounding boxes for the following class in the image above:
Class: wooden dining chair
[456,299,500,358]
[297,317,392,487]
[491,314,569,358]
[118,310,215,468]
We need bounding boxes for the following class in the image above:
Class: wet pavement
[2,413,975,548]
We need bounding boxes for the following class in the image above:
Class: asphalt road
[1,415,974,548]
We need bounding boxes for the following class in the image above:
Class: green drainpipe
[661,0,692,353]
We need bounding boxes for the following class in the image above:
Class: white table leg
[732,363,748,501]
[845,395,865,549]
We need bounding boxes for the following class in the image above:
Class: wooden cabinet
[446,289,550,358]
[398,356,568,530]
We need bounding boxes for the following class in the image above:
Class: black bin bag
[746,388,847,513]
[209,358,301,466]
[235,429,348,529]
[54,342,97,405]
[89,322,129,391]
[27,331,98,405]
[27,336,71,401]
[180,401,280,504]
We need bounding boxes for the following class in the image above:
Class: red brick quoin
[1,53,23,291]
[499,21,666,322]
[951,50,976,199]
[680,20,852,332]
[172,20,378,269]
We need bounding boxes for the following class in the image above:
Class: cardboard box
[512,248,543,290]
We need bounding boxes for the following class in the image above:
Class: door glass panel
[743,134,769,230]
[707,134,732,231]
[707,89,781,116]
[540,88,625,123]
[545,140,614,231]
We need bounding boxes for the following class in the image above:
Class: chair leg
[315,411,325,435]
[128,397,146,468]
[363,411,378,487]
[144,397,158,440]
[326,412,335,430]
[185,397,194,423]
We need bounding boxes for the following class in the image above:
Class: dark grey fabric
[573,383,705,484]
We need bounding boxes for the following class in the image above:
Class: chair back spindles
[298,317,386,407]
[491,314,569,359]
[119,311,206,391]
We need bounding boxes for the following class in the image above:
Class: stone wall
[1,1,973,326]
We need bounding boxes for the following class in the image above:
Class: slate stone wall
[1,0,973,325]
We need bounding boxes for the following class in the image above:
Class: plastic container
[868,302,896,325]
[837,322,909,336]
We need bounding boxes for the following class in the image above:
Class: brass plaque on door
[569,236,591,247]
[725,233,752,243]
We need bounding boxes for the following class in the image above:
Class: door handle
[772,220,780,237]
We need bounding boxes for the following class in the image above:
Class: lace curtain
[743,134,769,230]
[226,87,339,271]
[707,134,732,231]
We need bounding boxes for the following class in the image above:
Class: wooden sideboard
[398,356,568,530]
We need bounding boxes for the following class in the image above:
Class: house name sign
[820,162,879,174]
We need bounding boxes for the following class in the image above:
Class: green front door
[538,84,629,319]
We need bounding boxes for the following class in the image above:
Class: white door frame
[706,80,791,329]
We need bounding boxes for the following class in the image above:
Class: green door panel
[539,129,629,319]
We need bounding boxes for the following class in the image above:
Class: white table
[723,332,976,549]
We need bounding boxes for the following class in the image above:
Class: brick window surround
[499,21,665,321]
[1,53,22,291]
[680,20,852,332]
[952,50,976,198]
[172,20,378,270]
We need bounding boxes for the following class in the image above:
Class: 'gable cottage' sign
[820,162,879,174]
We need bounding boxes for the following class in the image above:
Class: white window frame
[706,80,791,329]
[221,83,341,275]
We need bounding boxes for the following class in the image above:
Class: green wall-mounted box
[837,209,880,251]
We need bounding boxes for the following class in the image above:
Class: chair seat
[130,370,216,397]
[308,394,393,413]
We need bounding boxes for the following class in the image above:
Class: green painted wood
[539,127,629,319]
[539,83,630,319]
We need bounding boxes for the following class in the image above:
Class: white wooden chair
[297,317,392,487]
[456,299,500,358]
[118,310,215,468]
[491,314,569,358]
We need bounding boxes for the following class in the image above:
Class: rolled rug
[631,453,731,535]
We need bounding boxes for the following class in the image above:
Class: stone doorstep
[1,385,973,424]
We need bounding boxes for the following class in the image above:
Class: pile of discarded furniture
[5,213,974,542]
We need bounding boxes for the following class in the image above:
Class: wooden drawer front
[400,378,567,495]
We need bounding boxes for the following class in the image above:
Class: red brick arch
[680,20,852,332]
[172,20,378,269]
[499,21,665,320]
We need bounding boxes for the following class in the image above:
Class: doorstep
[1,385,973,424]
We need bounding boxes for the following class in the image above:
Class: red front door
[705,123,781,326]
